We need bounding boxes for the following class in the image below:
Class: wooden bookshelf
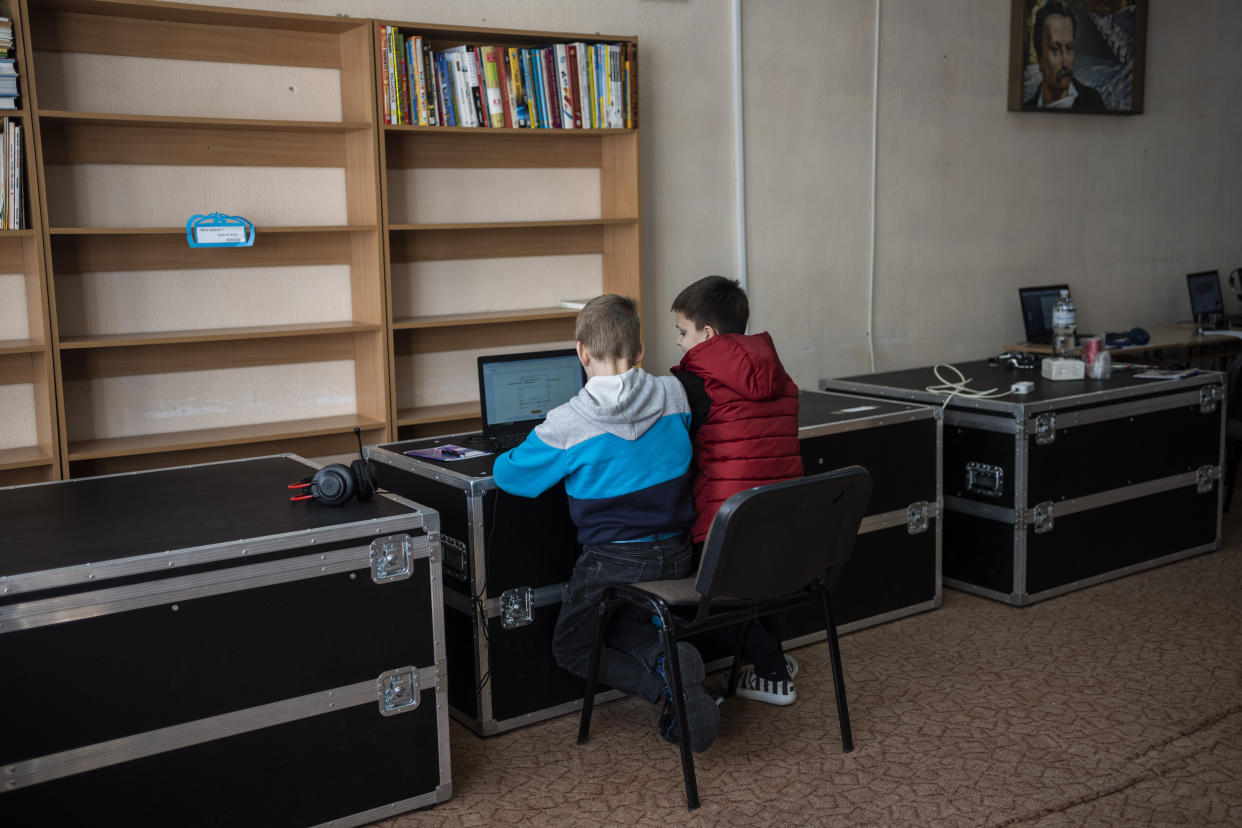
[20,0,390,477]
[0,0,59,486]
[373,20,640,439]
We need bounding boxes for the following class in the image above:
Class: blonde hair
[575,294,641,361]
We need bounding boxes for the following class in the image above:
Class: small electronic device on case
[990,351,1038,369]
[1041,357,1085,381]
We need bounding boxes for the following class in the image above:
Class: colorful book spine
[12,121,19,229]
[396,31,411,125]
[424,42,440,126]
[457,51,477,127]
[575,43,591,128]
[495,47,515,129]
[508,47,529,128]
[609,44,622,129]
[1,117,8,229]
[436,52,457,127]
[625,42,636,128]
[524,48,542,129]
[586,44,599,129]
[555,43,574,129]
[482,46,505,128]
[380,27,391,124]
[568,43,584,129]
[411,36,427,125]
[388,27,400,124]
[542,47,561,129]
[441,47,472,127]
[465,46,486,126]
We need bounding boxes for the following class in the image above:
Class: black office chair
[576,466,873,810]
[1224,356,1242,512]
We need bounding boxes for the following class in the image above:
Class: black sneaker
[655,642,720,752]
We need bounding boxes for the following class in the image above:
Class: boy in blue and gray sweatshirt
[493,294,719,752]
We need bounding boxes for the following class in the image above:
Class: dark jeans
[552,534,693,705]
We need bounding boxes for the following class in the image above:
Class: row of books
[379,28,636,130]
[0,17,16,111]
[2,117,24,229]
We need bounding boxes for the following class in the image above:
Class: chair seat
[628,577,754,607]
[629,577,701,605]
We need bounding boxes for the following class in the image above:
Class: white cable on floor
[925,363,1012,412]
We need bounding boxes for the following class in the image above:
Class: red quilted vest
[674,332,802,542]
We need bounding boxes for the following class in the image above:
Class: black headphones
[288,428,378,507]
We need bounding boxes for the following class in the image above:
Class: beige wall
[122,0,1242,389]
[748,0,1242,381]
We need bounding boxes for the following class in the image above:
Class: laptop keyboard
[463,433,525,452]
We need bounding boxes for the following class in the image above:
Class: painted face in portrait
[1037,13,1075,101]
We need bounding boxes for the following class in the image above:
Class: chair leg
[821,591,854,753]
[724,619,754,697]
[654,610,700,810]
[577,597,615,745]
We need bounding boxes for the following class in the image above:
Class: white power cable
[866,0,880,372]
[732,0,747,297]
[925,363,1012,412]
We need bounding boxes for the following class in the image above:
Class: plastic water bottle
[1051,289,1077,358]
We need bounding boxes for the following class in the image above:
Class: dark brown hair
[671,275,748,335]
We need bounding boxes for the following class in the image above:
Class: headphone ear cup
[351,459,377,501]
[311,464,355,507]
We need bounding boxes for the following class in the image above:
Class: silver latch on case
[906,502,929,534]
[1032,501,1055,534]
[965,463,1004,497]
[378,667,420,716]
[440,534,469,582]
[370,534,413,583]
[1034,413,1057,445]
[1200,385,1222,414]
[1196,465,1220,494]
[500,587,535,629]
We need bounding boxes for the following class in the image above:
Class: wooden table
[1006,324,1242,368]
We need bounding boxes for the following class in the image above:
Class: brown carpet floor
[382,514,1242,827]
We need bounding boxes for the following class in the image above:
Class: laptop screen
[1186,270,1223,320]
[1018,284,1069,343]
[477,349,586,440]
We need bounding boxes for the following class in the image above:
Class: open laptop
[1185,270,1242,328]
[1018,284,1080,344]
[475,348,586,449]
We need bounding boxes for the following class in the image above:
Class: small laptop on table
[1018,284,1092,345]
[1186,270,1242,329]
[474,348,586,450]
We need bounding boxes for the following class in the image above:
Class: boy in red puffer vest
[671,275,804,705]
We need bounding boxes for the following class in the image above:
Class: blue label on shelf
[186,212,255,248]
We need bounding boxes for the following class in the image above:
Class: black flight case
[823,360,1226,605]
[789,389,942,641]
[366,388,942,735]
[366,437,606,736]
[0,455,450,826]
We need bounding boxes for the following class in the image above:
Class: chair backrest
[694,465,873,603]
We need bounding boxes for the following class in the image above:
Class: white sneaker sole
[735,685,797,706]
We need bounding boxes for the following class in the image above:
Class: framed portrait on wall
[1008,0,1148,114]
